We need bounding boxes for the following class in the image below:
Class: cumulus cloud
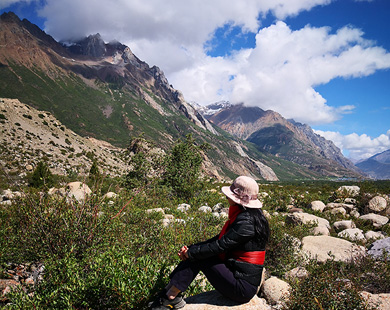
[314,129,390,160]
[13,0,390,127]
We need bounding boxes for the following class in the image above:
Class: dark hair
[246,207,270,244]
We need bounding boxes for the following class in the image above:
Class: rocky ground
[3,184,389,309]
[0,98,129,185]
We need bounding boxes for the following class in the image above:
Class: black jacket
[187,210,266,286]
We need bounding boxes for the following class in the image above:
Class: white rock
[285,212,330,229]
[328,207,347,216]
[359,213,389,228]
[301,235,366,263]
[198,206,212,213]
[365,231,386,240]
[366,196,387,213]
[344,198,356,204]
[337,228,365,241]
[310,201,326,212]
[66,182,92,202]
[350,209,360,218]
[285,267,309,281]
[262,277,291,305]
[146,208,165,214]
[104,192,117,199]
[212,203,224,212]
[183,290,271,310]
[360,291,390,310]
[311,226,330,236]
[337,186,360,197]
[177,203,191,212]
[333,220,356,232]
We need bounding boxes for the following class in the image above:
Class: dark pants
[169,256,257,304]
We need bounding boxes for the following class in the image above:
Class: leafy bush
[28,161,53,189]
[162,134,208,199]
[286,260,376,310]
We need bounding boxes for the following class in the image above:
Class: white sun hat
[221,176,262,209]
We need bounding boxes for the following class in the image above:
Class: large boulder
[337,228,365,242]
[337,186,360,197]
[366,196,387,213]
[66,182,92,202]
[183,290,271,310]
[359,213,389,228]
[301,235,366,263]
[261,277,291,305]
[360,291,390,310]
[285,212,330,229]
[333,220,356,232]
[367,237,390,259]
[309,201,326,212]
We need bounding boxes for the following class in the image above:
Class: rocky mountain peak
[65,33,107,57]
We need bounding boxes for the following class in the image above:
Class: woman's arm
[187,212,255,261]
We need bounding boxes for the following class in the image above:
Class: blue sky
[1,0,389,161]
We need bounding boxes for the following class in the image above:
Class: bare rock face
[183,290,271,310]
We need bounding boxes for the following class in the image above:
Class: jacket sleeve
[187,212,255,261]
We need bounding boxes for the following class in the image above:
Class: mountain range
[355,149,390,180]
[0,12,364,181]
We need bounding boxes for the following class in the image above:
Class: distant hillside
[204,103,362,178]
[356,149,390,179]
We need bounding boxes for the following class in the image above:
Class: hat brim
[221,186,262,209]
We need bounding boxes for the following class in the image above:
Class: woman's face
[227,197,236,206]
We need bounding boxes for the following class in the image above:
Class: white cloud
[0,0,36,9]
[314,130,390,160]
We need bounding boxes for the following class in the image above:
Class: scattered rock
[366,196,387,213]
[309,200,326,212]
[261,277,291,305]
[311,226,330,236]
[285,212,330,229]
[146,208,165,214]
[104,192,117,199]
[333,220,356,232]
[360,291,390,310]
[359,213,389,228]
[66,182,92,202]
[327,207,347,216]
[284,267,309,281]
[301,235,366,263]
[337,186,360,197]
[367,237,390,259]
[337,228,365,242]
[178,203,191,212]
[183,290,271,310]
[364,231,386,240]
[198,206,212,213]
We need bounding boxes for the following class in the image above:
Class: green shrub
[28,161,53,189]
[286,260,376,310]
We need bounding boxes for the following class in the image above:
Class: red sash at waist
[232,250,265,265]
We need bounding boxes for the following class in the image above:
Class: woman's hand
[178,245,189,261]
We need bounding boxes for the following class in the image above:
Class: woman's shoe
[148,292,186,309]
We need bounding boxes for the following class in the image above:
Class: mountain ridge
[202,102,361,177]
[0,12,361,181]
